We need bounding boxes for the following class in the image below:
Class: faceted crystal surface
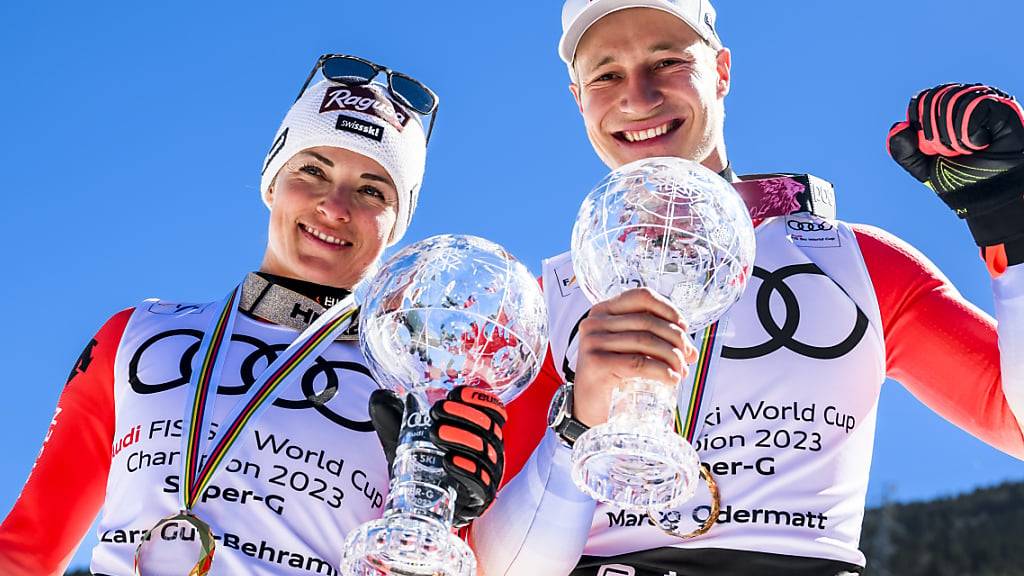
[359,235,548,403]
[572,156,756,330]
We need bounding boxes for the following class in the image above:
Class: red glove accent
[430,386,506,526]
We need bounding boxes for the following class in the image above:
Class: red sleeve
[854,225,1024,458]
[503,347,564,485]
[502,276,565,486]
[0,308,131,576]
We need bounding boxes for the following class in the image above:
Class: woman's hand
[369,386,506,527]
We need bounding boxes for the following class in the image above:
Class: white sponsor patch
[554,257,579,298]
[786,216,840,248]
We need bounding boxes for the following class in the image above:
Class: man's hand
[572,288,698,427]
[887,83,1024,262]
[369,386,506,527]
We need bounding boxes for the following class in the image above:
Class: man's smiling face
[570,7,731,171]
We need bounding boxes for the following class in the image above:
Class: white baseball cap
[260,79,427,246]
[559,0,722,69]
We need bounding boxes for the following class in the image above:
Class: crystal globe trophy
[340,235,548,576]
[570,156,755,511]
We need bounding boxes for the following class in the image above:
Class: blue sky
[1,1,1022,570]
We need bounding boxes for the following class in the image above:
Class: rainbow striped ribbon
[179,287,240,511]
[178,286,358,511]
[674,321,721,443]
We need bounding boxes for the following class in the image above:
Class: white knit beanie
[260,79,427,245]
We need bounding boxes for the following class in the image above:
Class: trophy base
[339,513,475,576]
[571,421,701,511]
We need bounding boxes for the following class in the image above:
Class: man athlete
[472,1,1024,575]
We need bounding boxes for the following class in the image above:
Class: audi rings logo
[721,264,868,360]
[558,264,867,381]
[128,329,375,431]
[787,220,834,232]
[404,412,431,429]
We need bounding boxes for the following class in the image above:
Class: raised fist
[887,83,1024,271]
[888,83,1024,191]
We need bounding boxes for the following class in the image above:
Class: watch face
[547,385,567,428]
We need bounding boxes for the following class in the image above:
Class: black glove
[430,386,506,526]
[367,388,405,473]
[369,386,506,527]
[887,83,1024,269]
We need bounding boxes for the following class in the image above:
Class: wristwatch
[547,383,589,447]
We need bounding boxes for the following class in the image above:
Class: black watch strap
[549,383,589,447]
[553,415,589,448]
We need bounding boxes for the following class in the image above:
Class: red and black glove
[887,83,1024,273]
[369,386,506,527]
[430,387,506,526]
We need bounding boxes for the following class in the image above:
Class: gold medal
[133,283,357,575]
[649,464,722,539]
[650,321,724,539]
[134,511,216,576]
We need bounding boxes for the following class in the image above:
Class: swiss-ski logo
[335,114,384,142]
